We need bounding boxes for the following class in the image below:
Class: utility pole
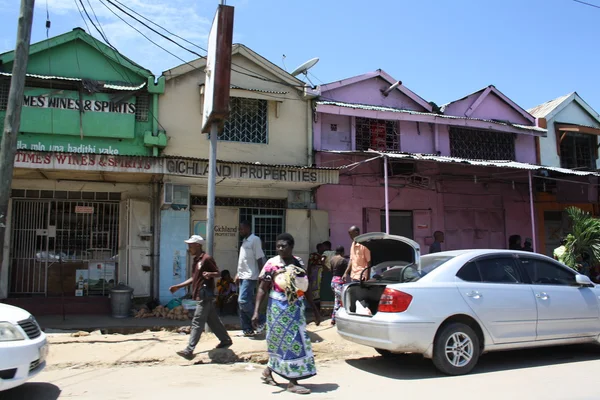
[0,0,36,283]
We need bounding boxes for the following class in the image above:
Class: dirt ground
[44,318,377,370]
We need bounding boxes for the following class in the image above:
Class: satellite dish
[290,57,319,87]
[291,57,319,77]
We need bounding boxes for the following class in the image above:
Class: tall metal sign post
[202,4,234,255]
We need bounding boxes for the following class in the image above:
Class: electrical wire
[99,0,309,90]
[573,0,600,8]
[73,0,166,131]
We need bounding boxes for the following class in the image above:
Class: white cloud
[41,0,213,75]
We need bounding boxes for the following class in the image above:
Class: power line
[72,0,166,130]
[77,0,113,48]
[573,0,600,8]
[99,0,308,90]
[109,0,207,52]
[103,0,204,59]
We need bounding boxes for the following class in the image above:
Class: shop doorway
[380,210,414,239]
[240,208,285,259]
[9,196,119,296]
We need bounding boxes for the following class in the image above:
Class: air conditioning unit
[161,183,190,209]
[288,190,314,209]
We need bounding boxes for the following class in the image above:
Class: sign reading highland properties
[14,152,339,184]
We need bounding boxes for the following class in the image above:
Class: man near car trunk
[344,226,372,282]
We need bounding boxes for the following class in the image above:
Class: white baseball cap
[184,235,205,245]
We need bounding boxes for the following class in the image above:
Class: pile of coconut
[134,305,191,321]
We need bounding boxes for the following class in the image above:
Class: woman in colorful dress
[252,233,322,395]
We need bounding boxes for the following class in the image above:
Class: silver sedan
[336,232,600,375]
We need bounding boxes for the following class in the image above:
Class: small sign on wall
[75,206,94,214]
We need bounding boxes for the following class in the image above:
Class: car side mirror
[576,274,594,288]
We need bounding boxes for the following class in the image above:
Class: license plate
[39,344,49,363]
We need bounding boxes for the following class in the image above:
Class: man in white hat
[169,235,232,359]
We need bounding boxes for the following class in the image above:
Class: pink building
[313,70,547,254]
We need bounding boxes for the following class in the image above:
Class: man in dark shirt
[169,235,232,360]
[330,246,348,326]
[429,231,444,254]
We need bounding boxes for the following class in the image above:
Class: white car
[336,232,600,375]
[0,304,48,391]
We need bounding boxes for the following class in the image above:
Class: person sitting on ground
[216,270,238,315]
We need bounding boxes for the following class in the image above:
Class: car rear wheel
[432,322,480,376]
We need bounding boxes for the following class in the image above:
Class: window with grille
[135,94,149,122]
[449,127,515,160]
[220,97,268,143]
[0,79,9,111]
[560,132,596,170]
[239,208,286,259]
[355,117,399,151]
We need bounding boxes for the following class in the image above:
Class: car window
[420,255,456,275]
[456,262,481,282]
[519,258,576,286]
[476,257,522,284]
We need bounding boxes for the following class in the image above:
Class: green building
[0,28,166,311]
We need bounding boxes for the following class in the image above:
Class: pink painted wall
[315,152,535,254]
[316,78,539,163]
[443,91,532,125]
[515,135,537,164]
[323,77,427,111]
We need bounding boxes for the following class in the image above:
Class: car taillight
[378,288,412,313]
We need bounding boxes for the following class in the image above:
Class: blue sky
[1,0,598,111]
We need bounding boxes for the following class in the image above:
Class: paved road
[5,344,600,400]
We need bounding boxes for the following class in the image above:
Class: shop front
[0,28,166,314]
[157,158,339,303]
[1,152,161,314]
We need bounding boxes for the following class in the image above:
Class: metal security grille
[0,79,9,111]
[355,117,399,151]
[239,208,285,259]
[449,127,515,160]
[9,199,119,295]
[560,132,596,170]
[191,196,286,209]
[135,94,149,122]
[220,97,268,143]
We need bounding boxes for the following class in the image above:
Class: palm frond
[563,207,600,270]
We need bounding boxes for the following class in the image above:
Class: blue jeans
[238,279,265,332]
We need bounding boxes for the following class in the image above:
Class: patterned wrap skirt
[266,291,316,380]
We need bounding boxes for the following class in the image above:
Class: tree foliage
[563,207,600,271]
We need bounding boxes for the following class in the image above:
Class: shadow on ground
[2,382,61,400]
[346,344,600,380]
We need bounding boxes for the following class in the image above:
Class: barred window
[220,97,268,143]
[355,117,399,151]
[135,94,149,122]
[560,132,596,170]
[0,79,9,111]
[450,127,515,160]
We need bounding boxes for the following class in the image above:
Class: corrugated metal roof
[326,150,600,177]
[528,93,573,118]
[230,85,288,95]
[317,100,546,134]
[0,71,146,91]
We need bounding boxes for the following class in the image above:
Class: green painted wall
[0,29,164,156]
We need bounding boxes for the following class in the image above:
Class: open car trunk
[343,233,420,317]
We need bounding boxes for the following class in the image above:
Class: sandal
[287,384,311,395]
[261,369,278,386]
